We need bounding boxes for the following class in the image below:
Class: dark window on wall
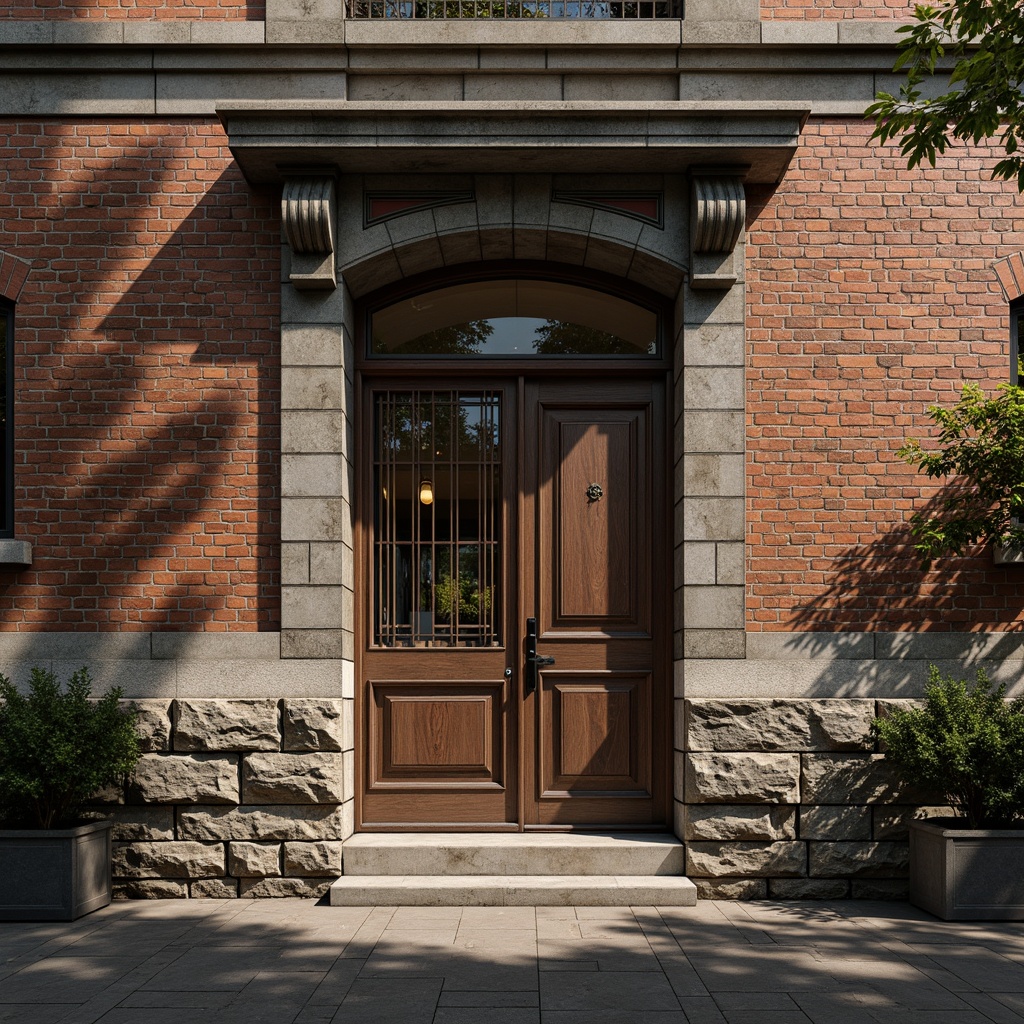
[0,303,12,537]
[1013,298,1022,386]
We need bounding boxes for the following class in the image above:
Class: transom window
[370,279,659,358]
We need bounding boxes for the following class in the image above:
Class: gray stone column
[278,171,354,836]
[674,167,748,837]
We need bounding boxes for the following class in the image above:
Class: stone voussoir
[686,841,807,878]
[131,753,240,805]
[174,699,282,752]
[685,752,800,804]
[684,804,796,841]
[242,752,344,804]
[283,699,344,752]
[177,804,346,841]
[685,698,875,752]
[113,841,225,880]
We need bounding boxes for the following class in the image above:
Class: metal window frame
[0,303,11,538]
[1012,297,1022,387]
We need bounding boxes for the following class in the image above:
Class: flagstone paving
[3,899,1024,1022]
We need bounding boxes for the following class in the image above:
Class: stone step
[328,874,698,907]
[341,832,684,877]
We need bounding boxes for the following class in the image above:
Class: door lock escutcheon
[524,616,555,695]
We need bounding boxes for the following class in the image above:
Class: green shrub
[0,667,140,829]
[872,665,1024,829]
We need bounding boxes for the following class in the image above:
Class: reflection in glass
[371,279,658,356]
[374,391,501,647]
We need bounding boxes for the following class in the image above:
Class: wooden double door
[358,377,669,830]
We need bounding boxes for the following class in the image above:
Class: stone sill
[0,17,909,48]
[0,539,32,567]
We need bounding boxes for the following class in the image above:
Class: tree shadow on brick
[0,122,280,633]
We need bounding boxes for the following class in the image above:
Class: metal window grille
[347,0,681,18]
[374,390,502,648]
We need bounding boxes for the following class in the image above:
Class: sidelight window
[0,303,12,537]
[373,390,502,648]
[1013,298,1022,386]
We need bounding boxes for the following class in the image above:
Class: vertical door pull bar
[524,616,555,695]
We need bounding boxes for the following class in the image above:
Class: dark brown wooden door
[521,380,667,827]
[358,378,667,830]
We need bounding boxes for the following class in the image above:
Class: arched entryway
[355,266,672,831]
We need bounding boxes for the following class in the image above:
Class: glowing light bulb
[419,479,434,506]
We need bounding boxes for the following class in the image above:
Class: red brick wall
[747,119,1024,632]
[0,0,261,19]
[761,0,914,18]
[0,119,280,630]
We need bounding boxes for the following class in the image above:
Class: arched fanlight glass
[370,279,659,357]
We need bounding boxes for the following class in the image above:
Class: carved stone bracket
[281,172,337,291]
[689,168,749,291]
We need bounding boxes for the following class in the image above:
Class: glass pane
[0,312,7,534]
[371,279,658,356]
[1013,307,1022,385]
[374,391,502,647]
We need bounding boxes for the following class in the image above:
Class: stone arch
[335,174,688,301]
[0,250,31,304]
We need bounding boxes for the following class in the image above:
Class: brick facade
[747,121,1024,632]
[0,119,280,630]
[0,1,261,19]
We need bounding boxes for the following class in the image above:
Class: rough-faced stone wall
[682,697,943,899]
[89,698,352,898]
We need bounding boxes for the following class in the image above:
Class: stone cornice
[220,101,808,183]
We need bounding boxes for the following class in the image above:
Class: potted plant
[873,665,1024,920]
[0,667,140,921]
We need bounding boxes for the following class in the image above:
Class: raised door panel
[539,406,650,637]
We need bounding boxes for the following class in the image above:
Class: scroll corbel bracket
[281,171,337,291]
[689,167,749,291]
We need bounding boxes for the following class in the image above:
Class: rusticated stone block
[113,841,225,880]
[283,699,344,752]
[851,879,909,900]
[686,752,800,804]
[242,753,344,804]
[769,879,849,900]
[192,879,239,899]
[283,841,343,877]
[686,699,875,752]
[872,805,952,841]
[228,842,281,878]
[178,805,346,842]
[809,841,909,878]
[684,805,796,841]
[85,807,175,842]
[132,753,239,805]
[799,805,871,841]
[686,841,806,878]
[174,700,281,752]
[114,880,188,900]
[128,700,172,753]
[801,754,929,804]
[239,878,332,898]
[694,879,767,900]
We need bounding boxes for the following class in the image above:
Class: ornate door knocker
[586,483,604,503]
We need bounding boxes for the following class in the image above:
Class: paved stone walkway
[3,898,1024,1023]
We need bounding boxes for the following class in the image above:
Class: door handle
[524,616,555,695]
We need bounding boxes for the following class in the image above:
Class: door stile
[356,377,520,830]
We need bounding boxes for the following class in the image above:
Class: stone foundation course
[88,698,352,899]
[681,698,945,900]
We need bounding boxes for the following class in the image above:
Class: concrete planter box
[0,819,113,921]
[910,818,1024,920]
